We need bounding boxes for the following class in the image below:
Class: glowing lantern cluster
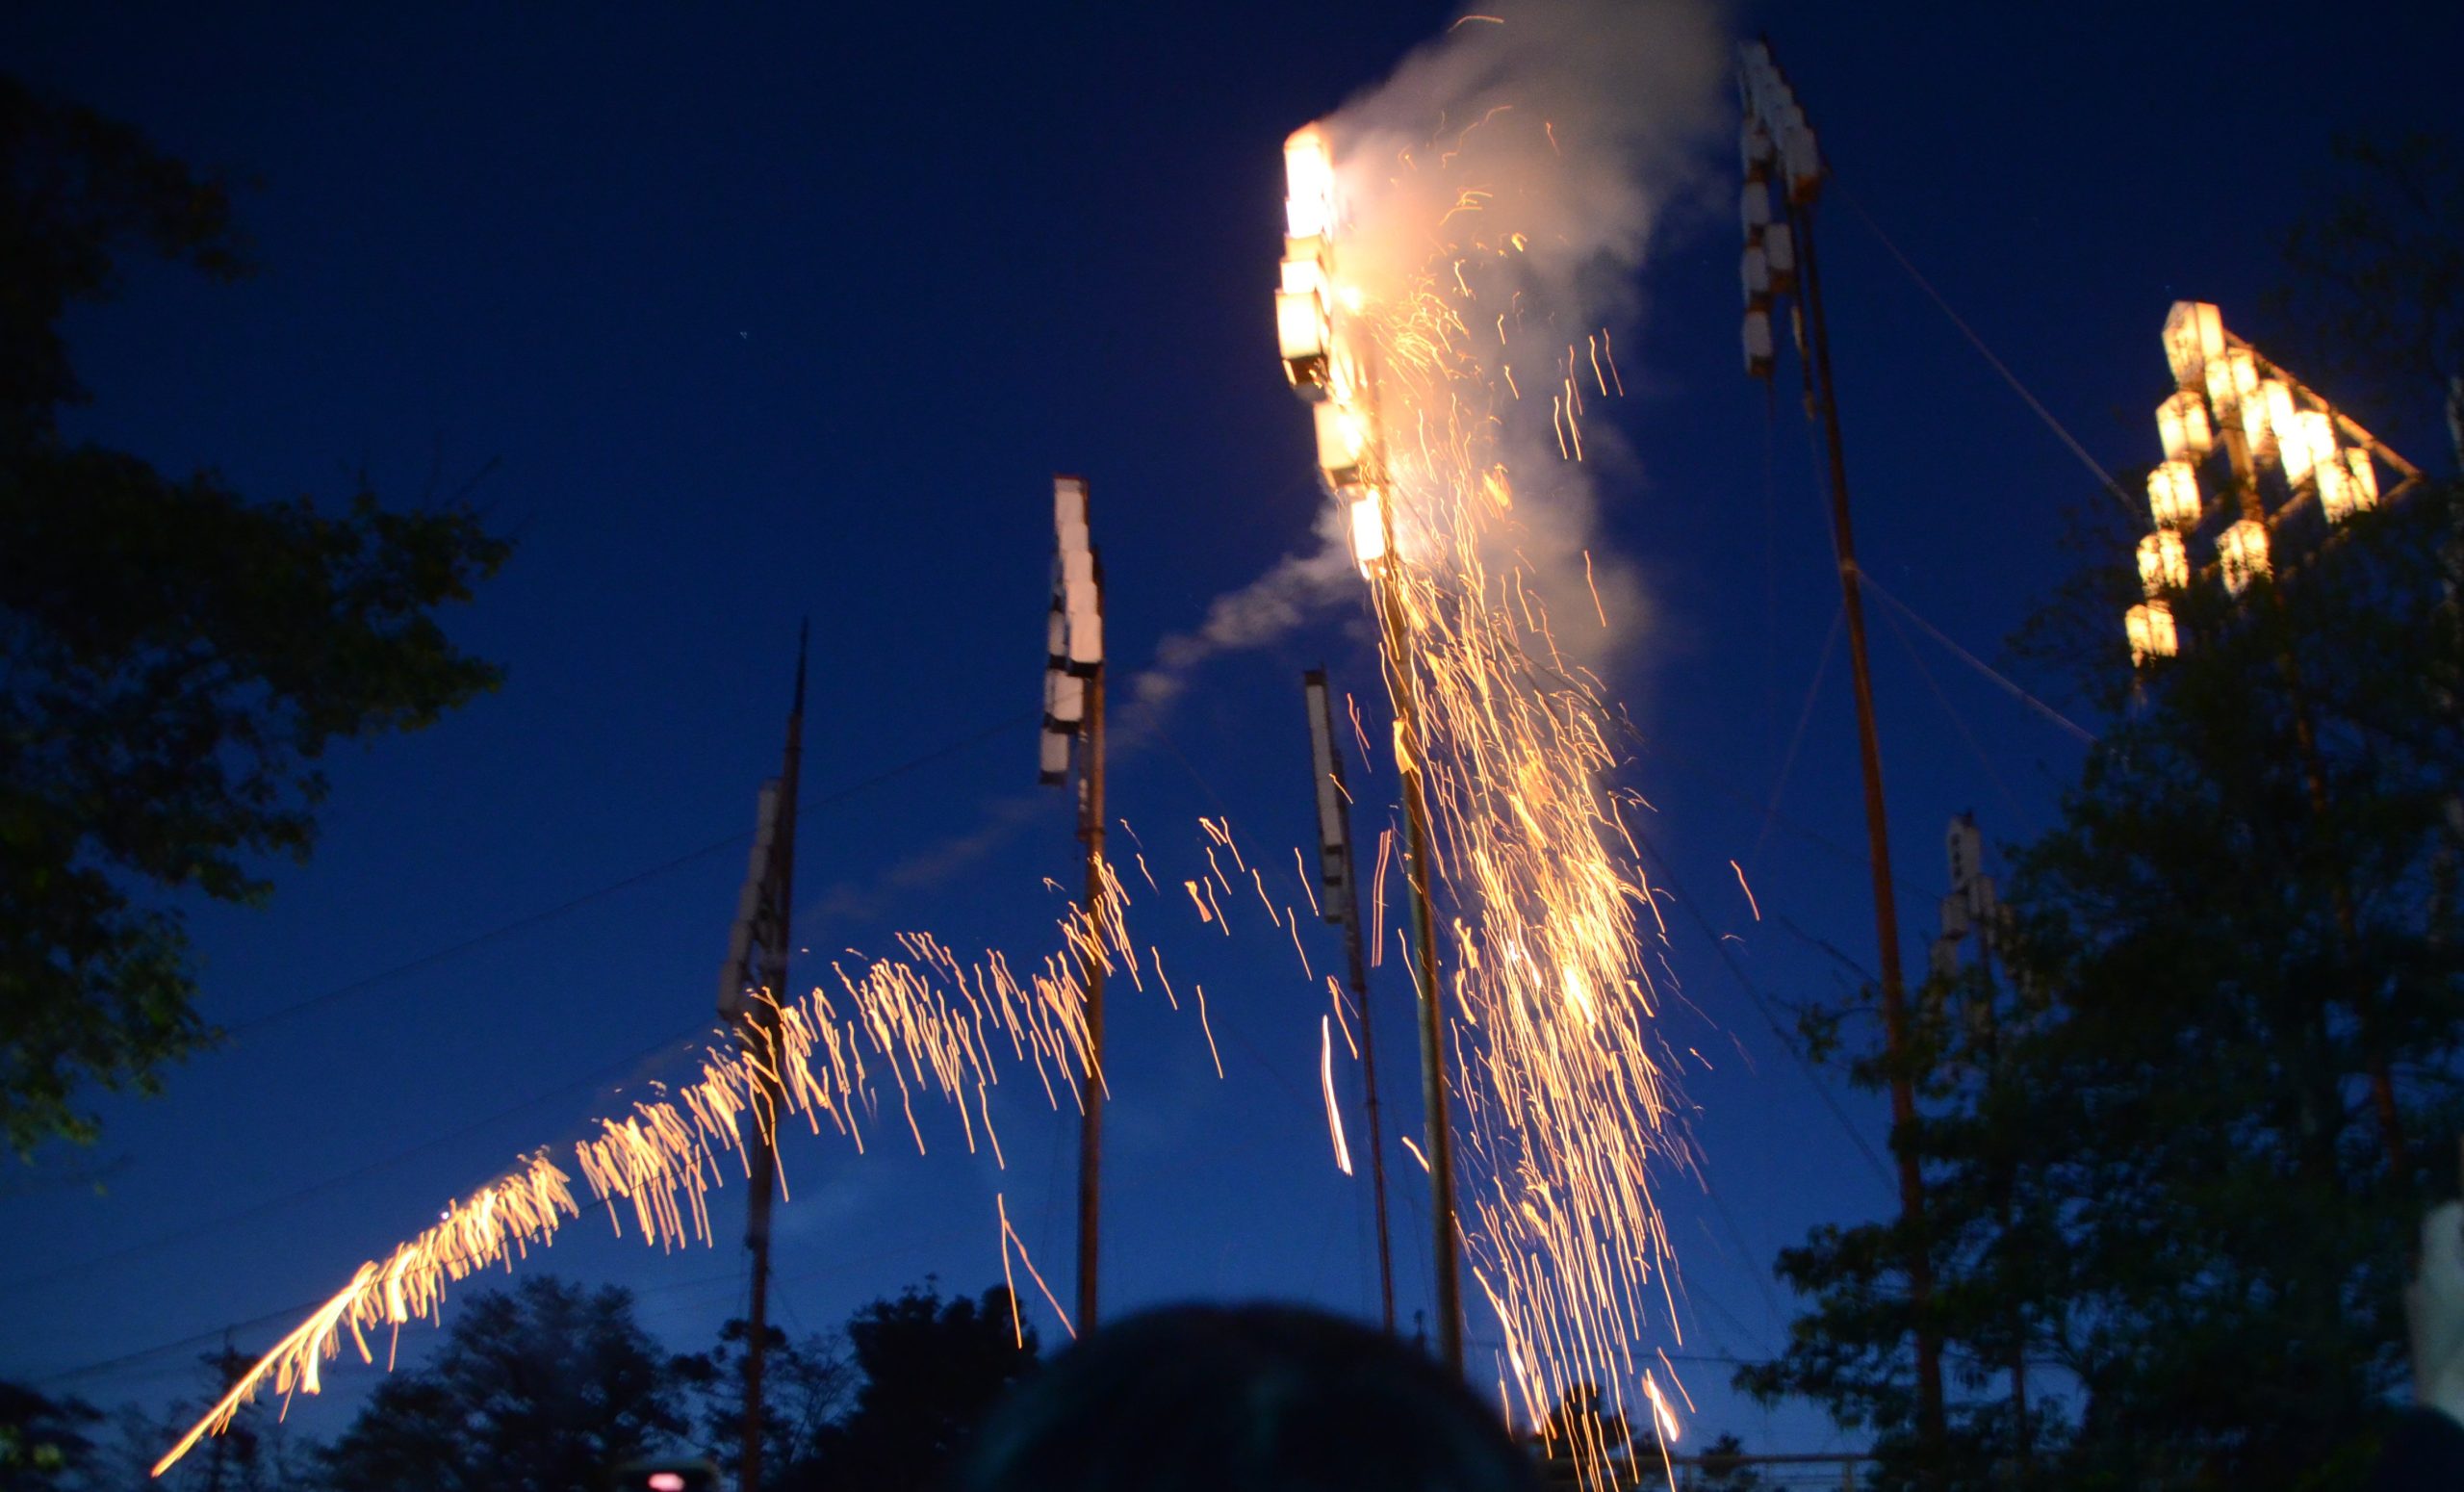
[2127,300,2405,665]
[1040,476,1102,785]
[1736,41,1816,378]
[1274,124,1387,578]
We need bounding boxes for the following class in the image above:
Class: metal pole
[739,627,806,1492]
[1076,610,1107,1337]
[1306,668,1399,1335]
[1787,195,1945,1460]
[1369,547,1465,1374]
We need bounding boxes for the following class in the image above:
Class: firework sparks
[1272,1,1722,1476]
[158,871,1148,1476]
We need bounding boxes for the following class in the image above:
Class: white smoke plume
[1322,0,1724,670]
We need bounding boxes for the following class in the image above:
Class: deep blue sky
[5,0,2458,1464]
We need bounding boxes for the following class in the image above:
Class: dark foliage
[0,75,508,1154]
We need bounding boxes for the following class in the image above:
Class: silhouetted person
[959,1303,1544,1492]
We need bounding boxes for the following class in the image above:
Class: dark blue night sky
[5,0,2458,1461]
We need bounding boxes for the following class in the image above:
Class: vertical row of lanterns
[1274,124,1388,578]
[2125,300,2390,666]
[1040,476,1102,785]
[1736,40,1819,378]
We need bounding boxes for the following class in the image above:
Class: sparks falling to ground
[1274,1,1722,1474]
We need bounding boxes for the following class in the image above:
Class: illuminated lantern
[1349,490,1388,575]
[2125,600,2178,666]
[2146,459,2202,529]
[2218,518,2272,595]
[1315,401,1368,492]
[1066,605,1102,675]
[1741,244,1770,302]
[1045,601,1066,668]
[1045,668,1085,728]
[2247,378,2295,461]
[1276,288,1331,396]
[1743,308,1774,377]
[2281,408,2333,488]
[1039,726,1070,785]
[2162,301,2225,391]
[2316,449,2356,523]
[2205,345,2258,421]
[1283,127,1337,240]
[1740,181,1771,234]
[2156,390,2214,462]
[2136,529,2189,595]
[2347,447,2380,512]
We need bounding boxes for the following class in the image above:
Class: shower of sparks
[159,863,1157,1476]
[1279,102,1690,1479]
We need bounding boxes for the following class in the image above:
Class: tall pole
[1076,631,1107,1336]
[736,626,806,1492]
[1371,533,1465,1374]
[1045,476,1107,1336]
[1787,194,1946,1461]
[1305,668,1398,1335]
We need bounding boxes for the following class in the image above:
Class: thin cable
[1872,595,2032,831]
[1830,177,2138,521]
[1746,605,1843,875]
[1858,572,2097,747]
[222,710,1036,1038]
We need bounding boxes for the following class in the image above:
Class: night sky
[5,0,2459,1463]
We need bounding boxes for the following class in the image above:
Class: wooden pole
[1306,668,1399,1334]
[1786,195,1946,1462]
[1076,636,1107,1336]
[738,625,806,1492]
[1369,546,1464,1374]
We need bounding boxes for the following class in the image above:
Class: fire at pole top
[2124,300,2419,667]
[1275,124,1390,579]
[1040,476,1103,787]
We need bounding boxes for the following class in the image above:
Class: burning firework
[1271,0,1722,1468]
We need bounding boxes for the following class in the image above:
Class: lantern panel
[2125,600,2179,667]
[2218,518,2272,596]
[2282,408,2333,488]
[1740,181,1771,232]
[2156,391,2214,462]
[1283,126,1337,240]
[2246,378,2295,463]
[1349,490,1387,577]
[2162,301,2225,390]
[2316,455,2356,523]
[2146,460,2202,529]
[1315,401,1368,492]
[2346,448,2380,512]
[1743,309,1774,376]
[2205,346,2258,421]
[1053,477,1088,531]
[1740,244,1770,303]
[1764,222,1796,282]
[2136,529,2189,596]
